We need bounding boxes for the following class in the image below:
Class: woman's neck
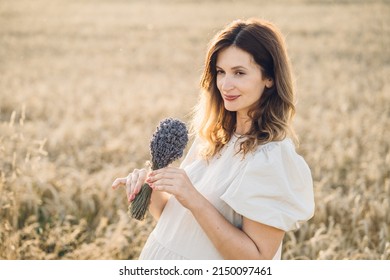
[235,112,252,135]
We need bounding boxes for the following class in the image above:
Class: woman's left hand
[146,167,201,210]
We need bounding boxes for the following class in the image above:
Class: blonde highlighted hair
[191,18,297,159]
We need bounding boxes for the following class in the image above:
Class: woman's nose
[221,75,234,91]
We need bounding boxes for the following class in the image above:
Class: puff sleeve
[220,139,315,231]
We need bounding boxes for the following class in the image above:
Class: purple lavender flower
[150,118,189,170]
[130,118,188,220]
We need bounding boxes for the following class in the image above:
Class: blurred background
[0,0,389,259]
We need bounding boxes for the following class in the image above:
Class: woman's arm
[191,195,285,259]
[147,167,285,259]
[149,189,170,220]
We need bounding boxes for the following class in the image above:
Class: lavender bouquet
[130,118,188,220]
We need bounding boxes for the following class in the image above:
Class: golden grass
[1,0,389,259]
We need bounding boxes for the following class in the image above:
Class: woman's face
[216,46,272,118]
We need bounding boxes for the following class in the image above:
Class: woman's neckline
[232,131,244,138]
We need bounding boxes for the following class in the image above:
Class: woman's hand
[146,167,201,210]
[111,168,148,203]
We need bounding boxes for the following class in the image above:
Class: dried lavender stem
[130,183,153,220]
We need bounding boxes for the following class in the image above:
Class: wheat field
[0,0,389,260]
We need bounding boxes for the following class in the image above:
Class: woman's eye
[216,70,225,74]
[236,71,245,76]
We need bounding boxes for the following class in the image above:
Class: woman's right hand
[111,168,148,203]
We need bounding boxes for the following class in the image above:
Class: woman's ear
[265,78,274,88]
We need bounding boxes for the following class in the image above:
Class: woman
[112,18,314,260]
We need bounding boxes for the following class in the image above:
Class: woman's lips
[224,95,240,101]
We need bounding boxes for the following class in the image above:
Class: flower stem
[129,183,153,221]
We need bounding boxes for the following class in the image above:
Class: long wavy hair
[192,18,297,159]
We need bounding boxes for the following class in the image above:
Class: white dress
[139,135,315,260]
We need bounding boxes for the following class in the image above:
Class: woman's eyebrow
[216,65,248,70]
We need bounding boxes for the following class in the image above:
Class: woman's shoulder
[221,137,315,231]
[249,138,312,186]
[252,138,299,162]
[255,137,294,151]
